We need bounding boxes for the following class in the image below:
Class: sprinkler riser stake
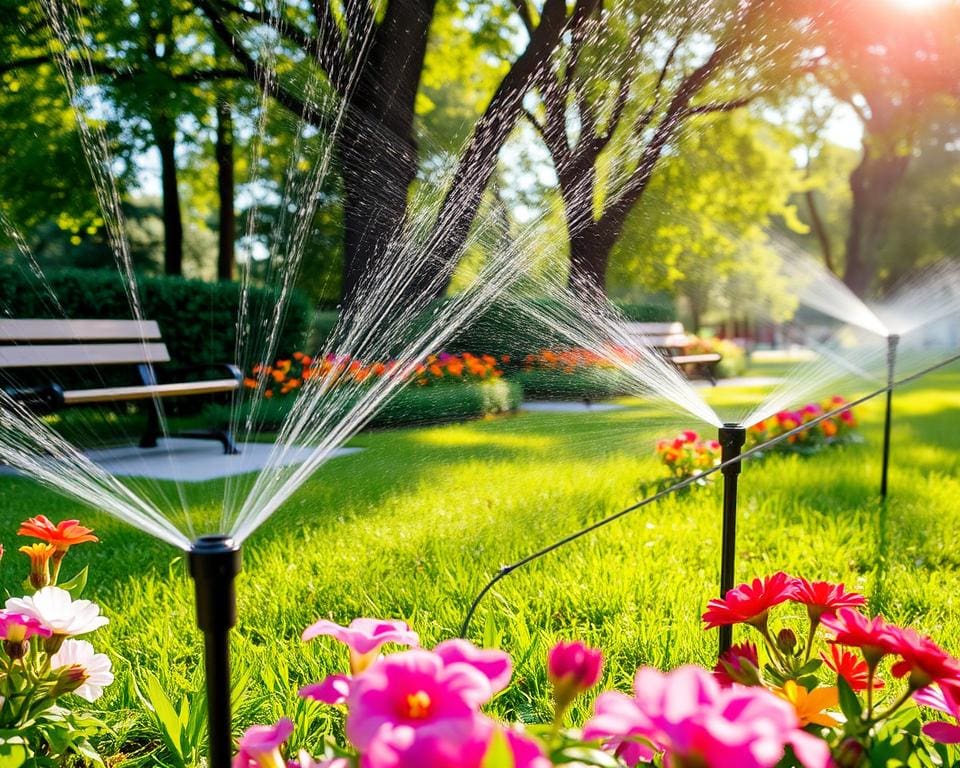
[718,424,746,656]
[189,535,241,768]
[880,334,900,500]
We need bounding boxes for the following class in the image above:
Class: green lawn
[2,366,960,764]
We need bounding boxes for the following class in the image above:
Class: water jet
[718,423,746,655]
[188,535,242,768]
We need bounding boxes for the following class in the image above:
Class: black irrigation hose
[458,349,960,638]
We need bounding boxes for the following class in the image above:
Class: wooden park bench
[0,319,242,454]
[624,321,723,385]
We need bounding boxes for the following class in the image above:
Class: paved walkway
[521,401,625,413]
[2,438,360,483]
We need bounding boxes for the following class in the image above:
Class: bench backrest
[0,319,170,368]
[623,321,690,349]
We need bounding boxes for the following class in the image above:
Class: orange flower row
[244,352,506,399]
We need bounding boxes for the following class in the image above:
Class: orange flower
[243,377,258,389]
[264,389,274,399]
[19,543,56,589]
[18,516,98,551]
[774,680,840,728]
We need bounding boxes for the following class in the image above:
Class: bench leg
[217,429,240,456]
[140,402,161,449]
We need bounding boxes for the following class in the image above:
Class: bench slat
[671,353,722,365]
[62,378,240,404]
[0,343,170,368]
[0,319,162,341]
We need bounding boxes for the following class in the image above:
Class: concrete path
[2,438,361,483]
[520,401,625,413]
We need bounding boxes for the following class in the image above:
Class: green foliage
[206,378,522,431]
[0,265,312,367]
[511,370,630,401]
[607,111,804,326]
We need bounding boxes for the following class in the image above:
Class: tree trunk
[153,115,183,276]
[215,97,235,281]
[338,0,436,304]
[803,188,836,275]
[842,141,910,296]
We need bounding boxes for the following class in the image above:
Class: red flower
[887,626,960,689]
[821,608,898,667]
[713,642,760,687]
[702,572,797,629]
[17,516,98,551]
[791,578,866,622]
[821,645,884,691]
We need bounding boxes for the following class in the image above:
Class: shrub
[206,378,521,431]
[0,265,312,368]
[511,369,630,401]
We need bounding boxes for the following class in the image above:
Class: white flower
[51,639,114,701]
[5,586,109,636]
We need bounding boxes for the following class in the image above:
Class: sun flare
[887,0,949,10]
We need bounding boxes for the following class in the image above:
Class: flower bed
[512,348,633,401]
[213,352,519,431]
[0,516,114,764]
[237,574,960,768]
[748,396,860,455]
[655,429,721,484]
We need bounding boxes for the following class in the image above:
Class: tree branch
[194,0,326,124]
[682,92,764,116]
[510,0,535,35]
[0,55,50,75]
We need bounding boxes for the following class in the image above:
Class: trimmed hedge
[511,369,633,401]
[0,265,312,369]
[205,378,522,432]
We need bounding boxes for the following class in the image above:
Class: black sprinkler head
[188,535,242,768]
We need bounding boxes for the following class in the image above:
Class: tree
[1,0,246,276]
[195,0,600,303]
[523,0,803,294]
[606,110,804,330]
[808,0,960,295]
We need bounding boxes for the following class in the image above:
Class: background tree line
[1,0,959,326]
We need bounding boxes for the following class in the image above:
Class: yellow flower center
[405,690,432,719]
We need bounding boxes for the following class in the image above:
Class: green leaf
[481,728,515,768]
[58,566,88,598]
[837,675,863,722]
[136,671,188,768]
[796,658,824,676]
[0,736,29,768]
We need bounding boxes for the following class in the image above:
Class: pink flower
[433,639,512,695]
[233,718,293,768]
[345,649,492,751]
[0,611,53,642]
[547,641,603,713]
[299,674,351,705]
[361,715,549,768]
[821,608,897,667]
[886,625,960,688]
[713,641,760,687]
[302,618,418,674]
[790,578,865,623]
[914,682,960,744]
[583,666,830,768]
[702,572,797,630]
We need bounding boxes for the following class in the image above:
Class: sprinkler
[880,334,900,500]
[188,535,242,768]
[718,423,746,655]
